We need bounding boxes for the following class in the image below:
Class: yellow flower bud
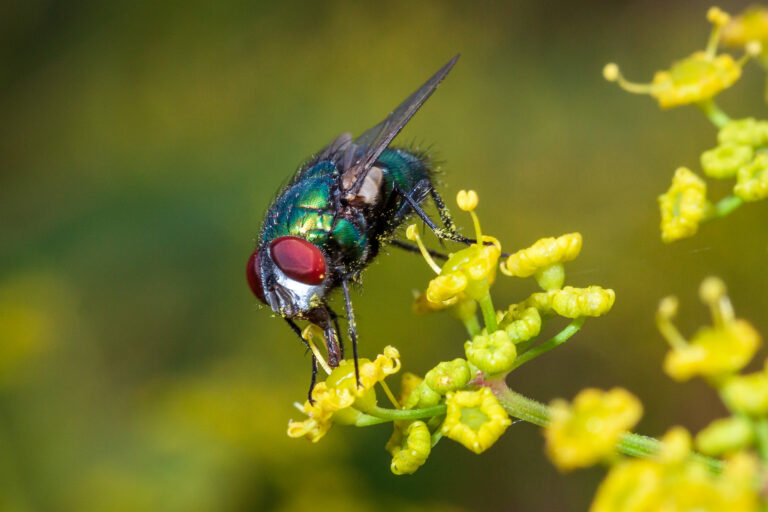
[456,189,479,211]
[707,7,730,27]
[657,426,692,464]
[441,388,511,454]
[721,369,768,415]
[545,388,643,471]
[398,372,423,405]
[426,271,468,303]
[722,7,768,46]
[501,233,582,279]
[700,143,753,179]
[550,286,616,318]
[658,167,707,243]
[603,63,619,82]
[424,358,471,394]
[501,306,542,343]
[386,420,431,475]
[464,330,517,375]
[718,118,768,147]
[403,381,442,410]
[734,152,768,202]
[695,416,754,456]
[405,223,419,241]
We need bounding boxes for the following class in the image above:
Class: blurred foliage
[2,0,768,510]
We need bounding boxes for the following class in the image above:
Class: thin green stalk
[704,195,743,221]
[489,384,723,473]
[478,294,498,333]
[366,404,447,421]
[754,417,768,461]
[512,317,586,369]
[696,99,731,128]
[463,315,482,337]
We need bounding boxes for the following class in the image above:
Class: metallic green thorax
[260,148,431,269]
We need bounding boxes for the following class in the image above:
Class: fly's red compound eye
[246,250,266,303]
[270,236,326,285]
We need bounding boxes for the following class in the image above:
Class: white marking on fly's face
[272,265,326,314]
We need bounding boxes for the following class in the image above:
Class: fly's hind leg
[396,179,475,245]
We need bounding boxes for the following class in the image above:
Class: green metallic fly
[247,55,472,399]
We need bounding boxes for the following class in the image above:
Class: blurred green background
[2,0,768,510]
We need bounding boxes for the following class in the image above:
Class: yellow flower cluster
[658,167,708,243]
[287,346,401,442]
[441,388,512,454]
[603,8,752,109]
[591,428,759,512]
[658,277,761,382]
[545,388,643,471]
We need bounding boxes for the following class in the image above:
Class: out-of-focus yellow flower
[500,233,582,290]
[550,286,615,318]
[424,358,471,394]
[441,388,511,454]
[386,420,431,475]
[603,8,749,109]
[545,388,643,471]
[734,152,768,201]
[721,362,768,415]
[591,426,759,512]
[695,416,754,456]
[288,346,401,442]
[658,167,708,243]
[663,320,760,381]
[500,305,542,343]
[700,143,753,179]
[464,330,517,375]
[723,6,768,46]
[717,117,768,146]
[659,277,761,381]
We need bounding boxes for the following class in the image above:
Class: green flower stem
[478,294,498,333]
[488,382,723,473]
[704,195,743,221]
[696,99,731,129]
[463,315,482,337]
[366,404,447,421]
[511,317,586,369]
[753,417,768,462]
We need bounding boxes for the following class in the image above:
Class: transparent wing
[341,54,459,193]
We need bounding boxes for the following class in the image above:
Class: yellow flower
[592,424,759,512]
[723,6,768,46]
[695,416,754,456]
[604,8,751,109]
[441,388,511,454]
[288,346,401,442]
[550,286,615,318]
[664,320,761,381]
[424,358,472,394]
[721,363,768,415]
[700,143,753,179]
[398,372,423,405]
[545,388,643,471]
[734,152,768,201]
[386,420,431,475]
[717,118,768,146]
[500,305,541,343]
[658,167,708,243]
[500,233,582,291]
[464,330,517,375]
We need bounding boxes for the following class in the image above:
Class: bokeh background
[2,0,768,510]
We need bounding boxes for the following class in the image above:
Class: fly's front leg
[326,304,345,359]
[307,306,342,368]
[340,275,361,388]
[285,318,319,403]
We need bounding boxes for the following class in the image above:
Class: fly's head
[247,236,329,318]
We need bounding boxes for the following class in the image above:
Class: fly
[246,55,472,399]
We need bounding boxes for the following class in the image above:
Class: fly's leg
[396,180,474,244]
[340,276,361,388]
[285,317,318,403]
[306,306,343,368]
[326,304,345,359]
[389,239,448,261]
